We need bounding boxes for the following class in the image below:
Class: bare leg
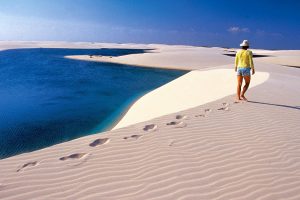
[241,76,251,101]
[236,75,243,101]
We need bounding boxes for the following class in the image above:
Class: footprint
[234,100,246,104]
[167,121,187,128]
[175,122,187,128]
[59,153,87,161]
[17,161,38,172]
[143,124,157,132]
[123,135,142,140]
[166,121,179,125]
[218,107,229,111]
[204,108,212,113]
[0,183,6,191]
[222,102,229,107]
[168,140,175,146]
[195,114,205,117]
[175,115,188,120]
[89,138,110,147]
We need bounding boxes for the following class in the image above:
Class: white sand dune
[66,45,234,70]
[114,69,269,129]
[0,41,300,200]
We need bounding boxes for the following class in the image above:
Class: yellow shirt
[235,49,254,69]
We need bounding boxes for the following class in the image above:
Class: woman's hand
[235,67,237,72]
[252,68,255,75]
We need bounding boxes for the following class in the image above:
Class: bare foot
[241,96,248,101]
[235,97,242,102]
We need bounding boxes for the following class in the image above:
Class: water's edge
[0,48,187,159]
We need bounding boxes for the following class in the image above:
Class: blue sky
[0,0,299,49]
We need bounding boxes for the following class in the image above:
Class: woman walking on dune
[235,40,255,101]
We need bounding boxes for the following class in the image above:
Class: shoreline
[65,54,192,71]
[0,45,186,159]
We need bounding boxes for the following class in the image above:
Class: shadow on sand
[223,53,273,58]
[248,101,300,111]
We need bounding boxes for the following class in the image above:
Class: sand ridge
[113,68,269,130]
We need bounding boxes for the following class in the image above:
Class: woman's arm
[249,51,255,75]
[235,52,239,71]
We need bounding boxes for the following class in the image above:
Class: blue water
[0,48,187,159]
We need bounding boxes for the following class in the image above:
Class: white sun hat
[240,40,250,47]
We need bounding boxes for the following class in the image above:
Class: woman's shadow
[248,101,300,111]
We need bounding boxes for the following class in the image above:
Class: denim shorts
[237,67,251,76]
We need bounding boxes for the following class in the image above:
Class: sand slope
[114,69,269,129]
[0,42,300,200]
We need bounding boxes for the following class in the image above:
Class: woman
[235,40,255,101]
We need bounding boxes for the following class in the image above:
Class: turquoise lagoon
[0,48,187,159]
